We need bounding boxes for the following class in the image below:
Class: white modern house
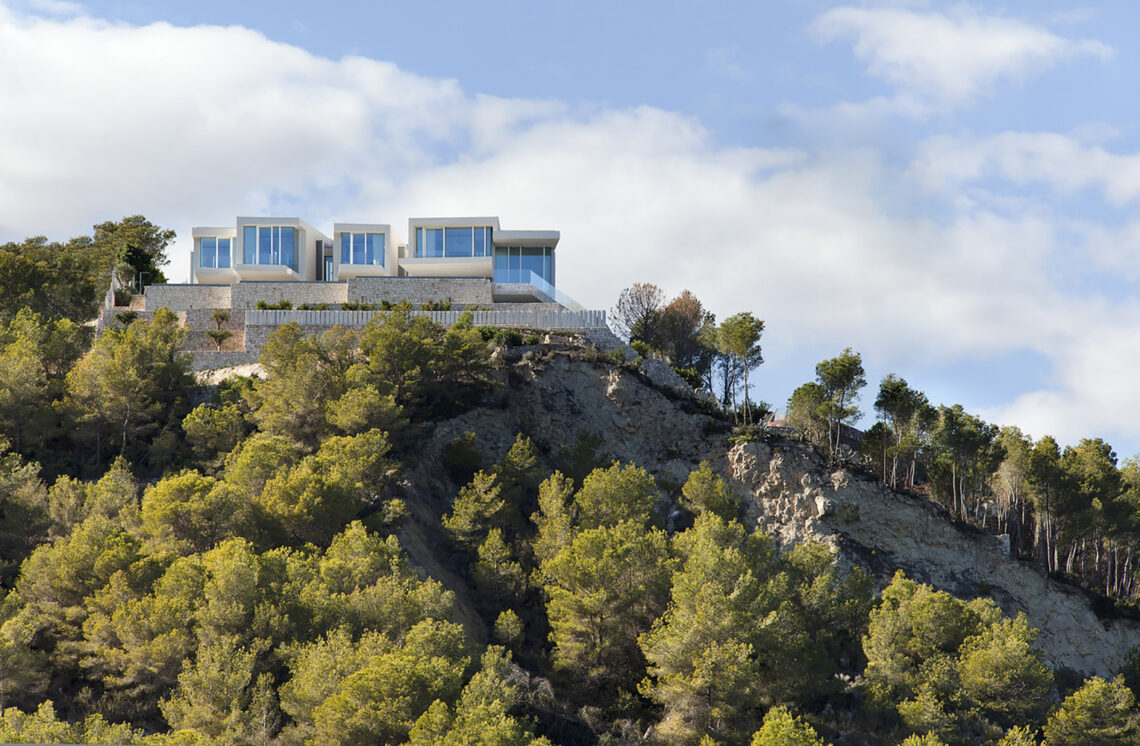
[108,214,602,369]
[189,216,558,289]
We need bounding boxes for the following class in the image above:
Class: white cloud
[1074,220,1140,281]
[0,4,539,238]
[914,132,1140,205]
[23,0,85,17]
[990,319,1140,448]
[1,4,1139,452]
[811,6,1111,110]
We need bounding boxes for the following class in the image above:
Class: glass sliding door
[493,248,509,281]
[244,227,257,264]
[366,233,384,265]
[280,227,295,270]
[493,246,554,284]
[352,233,366,264]
[200,237,216,268]
[423,228,444,257]
[258,227,272,264]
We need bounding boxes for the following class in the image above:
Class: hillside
[399,342,1140,679]
[3,311,1140,745]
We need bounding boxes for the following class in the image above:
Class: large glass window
[200,237,216,268]
[366,233,383,265]
[415,226,491,257]
[520,247,545,278]
[339,232,386,266]
[199,237,233,269]
[258,227,271,264]
[280,227,294,269]
[244,226,257,264]
[493,246,554,285]
[352,233,366,264]
[241,225,298,270]
[421,228,444,257]
[444,227,473,257]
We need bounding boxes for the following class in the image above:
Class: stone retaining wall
[141,278,499,311]
[348,277,493,305]
[145,284,231,311]
[98,309,187,331]
[102,280,610,371]
[190,349,261,370]
[185,329,246,353]
[231,282,348,309]
[183,309,244,331]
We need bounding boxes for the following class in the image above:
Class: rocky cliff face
[729,439,1138,677]
[398,345,1140,678]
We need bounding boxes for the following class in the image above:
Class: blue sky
[3,0,1140,456]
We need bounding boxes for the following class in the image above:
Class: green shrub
[493,610,524,647]
[114,310,138,326]
[297,303,329,310]
[205,328,233,350]
[255,300,293,310]
[522,334,540,345]
[671,365,702,388]
[493,329,523,347]
[729,424,762,445]
[341,301,376,311]
[421,299,452,311]
[603,349,627,366]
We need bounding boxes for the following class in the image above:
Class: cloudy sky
[2,0,1139,454]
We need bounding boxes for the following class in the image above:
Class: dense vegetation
[613,282,1140,612]
[779,349,1140,610]
[0,233,1139,743]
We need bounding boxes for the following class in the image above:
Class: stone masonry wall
[188,322,336,370]
[99,309,186,330]
[230,282,348,309]
[182,309,244,332]
[185,329,246,353]
[348,277,493,306]
[143,279,496,312]
[144,284,231,312]
[190,349,262,370]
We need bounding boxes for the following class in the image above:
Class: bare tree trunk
[891,432,900,488]
[742,365,750,426]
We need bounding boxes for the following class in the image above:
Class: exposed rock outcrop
[730,439,1137,677]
